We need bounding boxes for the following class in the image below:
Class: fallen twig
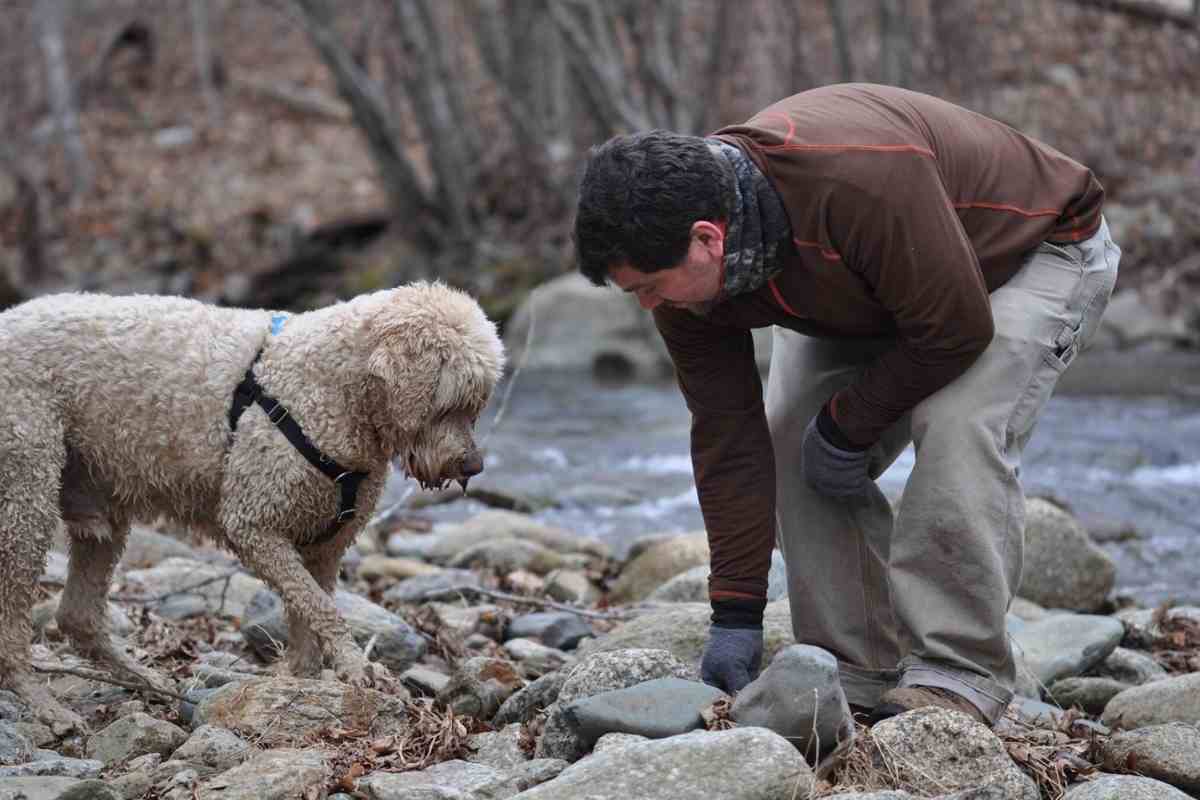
[31,661,189,702]
[113,569,242,604]
[442,585,630,621]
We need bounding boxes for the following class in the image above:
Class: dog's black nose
[460,450,484,477]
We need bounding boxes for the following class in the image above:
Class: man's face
[609,221,725,313]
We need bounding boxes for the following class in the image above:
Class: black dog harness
[228,319,368,545]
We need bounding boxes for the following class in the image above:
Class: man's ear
[691,219,726,256]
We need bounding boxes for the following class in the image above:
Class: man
[573,84,1119,726]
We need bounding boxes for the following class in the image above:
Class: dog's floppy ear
[366,313,446,441]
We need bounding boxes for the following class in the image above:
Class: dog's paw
[334,655,396,691]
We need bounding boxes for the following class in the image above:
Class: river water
[384,367,1200,608]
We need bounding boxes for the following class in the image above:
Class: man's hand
[700,625,763,693]
[801,400,871,497]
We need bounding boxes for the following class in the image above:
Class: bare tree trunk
[826,0,855,83]
[390,0,474,245]
[551,0,650,133]
[288,0,437,240]
[878,0,912,86]
[190,0,223,127]
[780,0,814,97]
[36,0,91,198]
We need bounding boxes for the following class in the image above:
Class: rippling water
[383,369,1200,607]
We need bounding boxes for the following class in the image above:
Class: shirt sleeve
[827,152,995,445]
[652,306,776,603]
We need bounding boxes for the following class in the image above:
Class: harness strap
[229,348,368,545]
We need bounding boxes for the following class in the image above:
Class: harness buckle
[267,403,289,424]
[336,508,357,522]
[334,470,353,483]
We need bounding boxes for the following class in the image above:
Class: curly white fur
[0,282,504,733]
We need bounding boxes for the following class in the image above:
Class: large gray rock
[0,756,103,779]
[382,569,483,604]
[390,511,606,563]
[562,677,724,745]
[648,549,788,603]
[194,678,409,746]
[241,588,426,672]
[48,779,122,799]
[577,600,794,668]
[535,649,692,762]
[1094,647,1169,685]
[731,645,852,761]
[195,748,331,800]
[1063,774,1193,800]
[118,525,200,569]
[513,727,812,799]
[609,534,709,604]
[1099,723,1200,793]
[868,708,1038,799]
[85,713,188,766]
[0,777,79,800]
[1048,677,1131,715]
[503,272,670,379]
[1009,614,1124,686]
[1102,674,1200,730]
[506,613,594,651]
[1017,499,1115,611]
[449,538,570,575]
[170,725,251,775]
[121,557,265,618]
[465,724,529,771]
[357,757,566,799]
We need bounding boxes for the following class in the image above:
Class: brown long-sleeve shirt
[652,84,1104,604]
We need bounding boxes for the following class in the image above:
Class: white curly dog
[0,283,504,733]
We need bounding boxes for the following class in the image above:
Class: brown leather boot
[869,686,988,726]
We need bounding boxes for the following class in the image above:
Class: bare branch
[550,0,648,132]
[31,662,190,702]
[190,0,223,126]
[36,0,91,198]
[826,0,856,83]
[230,73,349,121]
[288,0,435,232]
[1068,0,1197,27]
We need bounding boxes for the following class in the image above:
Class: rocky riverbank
[2,500,1199,800]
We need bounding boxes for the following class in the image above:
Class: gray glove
[700,626,763,693]
[801,403,871,498]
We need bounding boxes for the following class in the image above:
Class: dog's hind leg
[57,505,175,698]
[0,402,84,735]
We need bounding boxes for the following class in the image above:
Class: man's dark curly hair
[573,130,733,286]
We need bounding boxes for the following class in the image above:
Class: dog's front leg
[230,531,379,687]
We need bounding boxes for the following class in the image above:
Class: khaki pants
[765,219,1120,723]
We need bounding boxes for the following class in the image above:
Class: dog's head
[365,282,505,490]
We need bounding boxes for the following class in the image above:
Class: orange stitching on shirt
[754,111,796,145]
[952,200,1060,218]
[763,142,936,158]
[769,278,801,317]
[793,237,842,261]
